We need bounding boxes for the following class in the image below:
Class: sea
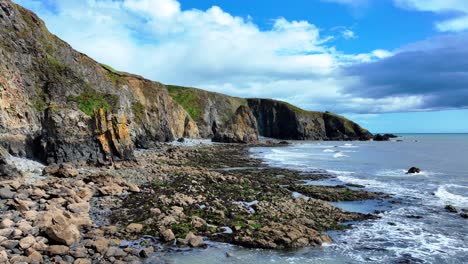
[158,134,468,264]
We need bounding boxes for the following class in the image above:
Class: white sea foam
[323,149,335,153]
[333,152,348,158]
[375,169,441,178]
[333,207,468,262]
[435,184,468,208]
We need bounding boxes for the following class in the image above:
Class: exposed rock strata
[212,106,258,143]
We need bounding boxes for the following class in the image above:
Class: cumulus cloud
[394,0,468,32]
[343,33,468,111]
[12,0,462,114]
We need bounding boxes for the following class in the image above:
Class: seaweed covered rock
[212,106,258,144]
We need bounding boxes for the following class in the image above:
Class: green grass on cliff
[68,86,118,117]
[101,64,124,86]
[166,85,202,120]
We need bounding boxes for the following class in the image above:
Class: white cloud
[342,29,357,39]
[394,0,468,32]
[14,0,423,114]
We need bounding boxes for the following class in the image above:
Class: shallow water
[157,134,468,263]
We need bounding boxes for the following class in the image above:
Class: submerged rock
[445,205,458,213]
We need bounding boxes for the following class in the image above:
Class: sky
[13,0,468,133]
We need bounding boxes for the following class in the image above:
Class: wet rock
[160,229,175,242]
[139,246,154,258]
[445,205,458,213]
[226,252,234,258]
[178,232,204,247]
[105,247,127,258]
[406,167,421,174]
[460,212,468,219]
[126,223,143,233]
[177,137,185,143]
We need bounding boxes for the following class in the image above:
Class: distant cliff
[0,1,371,165]
[167,86,372,141]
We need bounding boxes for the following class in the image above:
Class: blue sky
[14,0,468,133]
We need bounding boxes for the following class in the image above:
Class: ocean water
[157,134,468,264]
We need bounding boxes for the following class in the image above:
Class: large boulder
[37,209,91,246]
[212,106,258,144]
[0,146,22,179]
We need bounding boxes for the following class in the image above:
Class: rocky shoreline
[0,140,385,263]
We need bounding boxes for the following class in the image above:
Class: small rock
[27,249,43,264]
[1,239,19,249]
[0,218,14,228]
[67,202,90,214]
[406,167,421,174]
[45,245,69,255]
[126,223,143,233]
[178,232,204,247]
[160,229,175,242]
[74,259,92,264]
[460,212,468,219]
[0,188,15,199]
[0,250,8,263]
[19,235,36,249]
[445,205,458,213]
[106,247,127,258]
[177,137,185,143]
[139,246,154,258]
[226,252,234,258]
[92,237,109,253]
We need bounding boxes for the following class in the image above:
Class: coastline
[0,140,385,263]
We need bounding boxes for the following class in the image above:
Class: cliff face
[167,85,247,138]
[0,1,372,164]
[247,99,372,140]
[0,1,197,164]
[167,86,372,141]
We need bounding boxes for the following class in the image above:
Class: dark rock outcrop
[247,99,372,140]
[212,106,258,143]
[373,134,398,141]
[406,167,421,174]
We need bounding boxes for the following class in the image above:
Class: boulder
[407,167,421,174]
[37,209,87,246]
[0,147,22,179]
[178,232,204,247]
[160,229,175,242]
[126,223,143,233]
[445,205,458,213]
[212,106,258,144]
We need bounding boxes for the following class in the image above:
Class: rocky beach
[0,140,387,263]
